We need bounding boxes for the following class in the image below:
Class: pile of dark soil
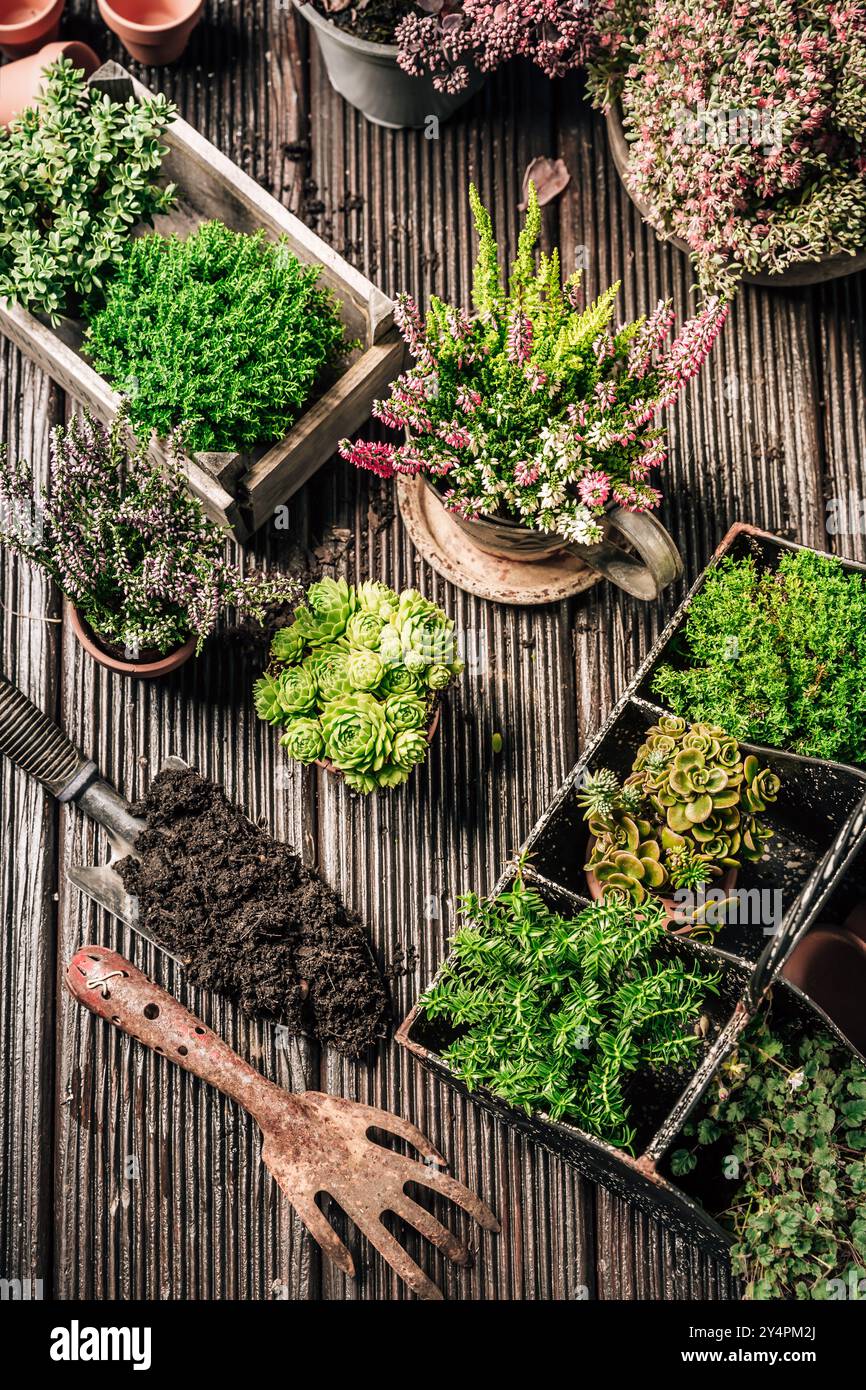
[312,1,413,44]
[117,767,390,1056]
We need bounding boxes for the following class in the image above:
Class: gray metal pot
[294,2,483,130]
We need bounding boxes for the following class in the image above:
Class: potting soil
[117,766,390,1055]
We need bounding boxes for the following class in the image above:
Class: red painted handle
[66,946,287,1123]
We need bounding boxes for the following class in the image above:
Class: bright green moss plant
[85,220,352,454]
[0,59,176,323]
[671,1014,866,1300]
[421,875,720,1151]
[652,549,866,766]
[254,577,463,792]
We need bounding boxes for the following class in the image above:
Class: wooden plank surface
[1,0,862,1301]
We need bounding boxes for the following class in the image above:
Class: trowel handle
[66,946,285,1122]
[0,671,97,800]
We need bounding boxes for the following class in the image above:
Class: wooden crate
[0,61,404,539]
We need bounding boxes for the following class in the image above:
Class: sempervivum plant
[580,718,780,905]
[395,2,597,93]
[340,183,726,545]
[254,578,463,792]
[0,409,299,657]
[589,0,866,290]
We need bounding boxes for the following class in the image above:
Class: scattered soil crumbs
[117,767,390,1056]
[385,942,418,982]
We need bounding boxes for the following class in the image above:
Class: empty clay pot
[782,926,866,1055]
[96,0,202,65]
[0,0,64,58]
[0,38,100,125]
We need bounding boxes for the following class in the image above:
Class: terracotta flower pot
[585,835,738,935]
[0,0,64,58]
[0,38,100,125]
[67,602,196,678]
[96,0,203,65]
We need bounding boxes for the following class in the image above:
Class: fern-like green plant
[421,875,720,1150]
[85,220,352,454]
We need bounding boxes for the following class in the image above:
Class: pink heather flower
[338,439,397,479]
[438,424,471,449]
[394,292,432,364]
[457,386,482,413]
[515,459,541,486]
[524,364,548,393]
[506,307,533,365]
[578,471,611,508]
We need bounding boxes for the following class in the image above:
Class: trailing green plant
[653,549,866,767]
[580,718,779,907]
[421,874,720,1150]
[0,408,298,656]
[0,59,176,323]
[254,577,463,792]
[670,1013,866,1300]
[85,220,352,454]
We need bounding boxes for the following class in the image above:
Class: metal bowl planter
[605,103,866,290]
[293,2,483,130]
[398,522,866,1258]
[397,472,684,606]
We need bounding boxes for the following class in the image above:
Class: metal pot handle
[566,507,683,601]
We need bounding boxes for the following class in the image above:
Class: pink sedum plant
[340,183,727,545]
[396,2,598,93]
[589,0,866,289]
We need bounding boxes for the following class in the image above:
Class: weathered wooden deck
[2,1,864,1301]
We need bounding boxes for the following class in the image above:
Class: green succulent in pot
[254,577,463,792]
[580,718,780,916]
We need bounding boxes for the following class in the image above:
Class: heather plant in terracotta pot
[580,717,780,929]
[0,409,299,676]
[588,0,866,290]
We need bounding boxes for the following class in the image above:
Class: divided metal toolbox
[398,523,866,1258]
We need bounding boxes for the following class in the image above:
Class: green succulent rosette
[280,717,325,764]
[427,663,454,692]
[270,623,306,665]
[379,622,403,668]
[292,576,355,646]
[306,646,352,704]
[276,664,317,716]
[346,608,385,651]
[392,728,429,770]
[395,588,457,666]
[253,673,284,725]
[356,579,398,622]
[377,662,424,697]
[347,648,385,692]
[321,692,392,774]
[384,691,427,732]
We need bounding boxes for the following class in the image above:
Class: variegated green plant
[254,577,463,792]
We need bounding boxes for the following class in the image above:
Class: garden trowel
[0,670,177,957]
